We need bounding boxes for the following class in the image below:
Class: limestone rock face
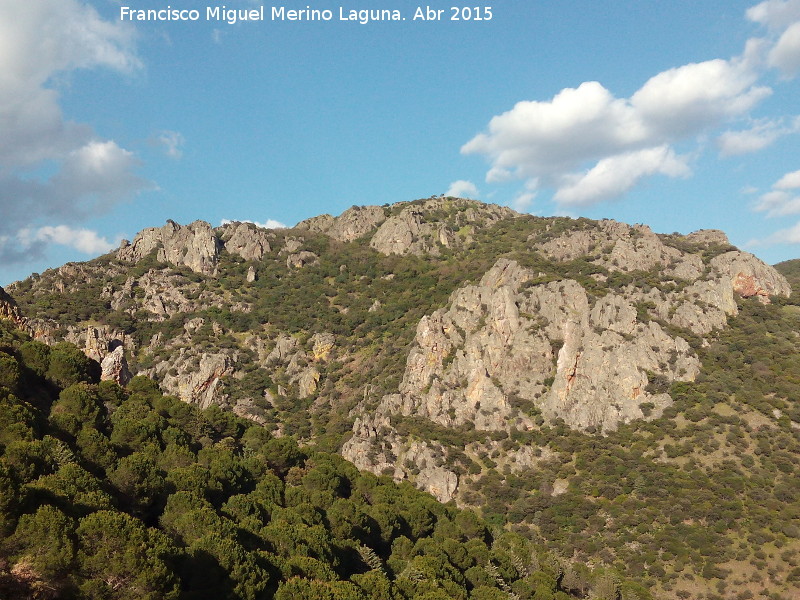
[297,198,515,256]
[59,325,133,386]
[296,213,335,234]
[218,221,272,261]
[266,334,300,364]
[310,332,336,361]
[685,229,730,246]
[103,271,203,319]
[118,220,221,275]
[369,210,447,256]
[345,258,698,437]
[0,287,27,330]
[100,344,132,386]
[297,368,321,398]
[264,332,335,399]
[343,423,458,502]
[369,198,516,256]
[343,246,790,500]
[710,251,792,303]
[286,251,319,269]
[538,220,704,280]
[296,205,386,242]
[69,325,130,363]
[159,351,235,409]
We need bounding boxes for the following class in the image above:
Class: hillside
[5,197,800,599]
[0,314,645,600]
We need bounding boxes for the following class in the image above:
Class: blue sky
[2,0,800,285]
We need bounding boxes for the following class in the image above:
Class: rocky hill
[5,197,800,599]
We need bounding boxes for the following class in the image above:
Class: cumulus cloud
[220,219,287,229]
[753,168,800,217]
[754,190,800,216]
[445,180,479,198]
[775,168,800,188]
[462,47,769,206]
[747,0,800,30]
[554,147,691,206]
[748,0,800,76]
[769,21,800,75]
[718,116,800,155]
[0,0,147,265]
[463,2,800,207]
[19,225,116,255]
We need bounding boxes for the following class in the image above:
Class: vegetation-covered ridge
[3,197,799,599]
[0,318,648,599]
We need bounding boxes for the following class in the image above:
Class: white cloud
[0,0,139,171]
[0,0,147,265]
[445,180,479,198]
[718,116,800,155]
[462,81,648,180]
[752,168,800,217]
[775,168,800,188]
[754,189,800,216]
[221,219,287,229]
[747,0,800,31]
[22,225,116,254]
[747,0,800,76]
[750,220,800,245]
[554,146,691,206]
[154,131,185,159]
[463,46,769,207]
[769,21,800,75]
[511,191,536,212]
[630,57,769,137]
[463,2,800,207]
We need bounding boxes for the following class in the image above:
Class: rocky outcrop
[296,214,335,234]
[296,198,516,256]
[118,220,221,275]
[684,229,730,246]
[286,251,319,269]
[103,271,204,319]
[343,247,790,500]
[70,325,128,363]
[0,287,27,330]
[117,219,280,274]
[264,333,336,399]
[158,351,235,409]
[64,326,132,385]
[296,205,386,242]
[369,198,516,256]
[369,210,454,256]
[537,220,704,280]
[276,236,320,270]
[100,344,132,386]
[218,221,272,261]
[710,251,792,303]
[310,332,336,361]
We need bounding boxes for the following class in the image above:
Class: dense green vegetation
[0,319,652,599]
